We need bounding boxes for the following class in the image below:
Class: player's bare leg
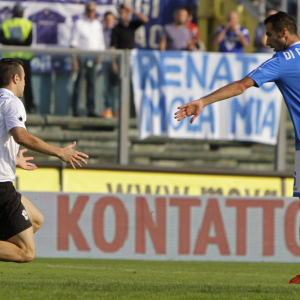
[21,196,44,233]
[0,227,35,263]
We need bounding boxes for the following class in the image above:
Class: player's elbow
[235,82,248,94]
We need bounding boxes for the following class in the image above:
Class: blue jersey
[247,41,300,150]
[214,25,250,53]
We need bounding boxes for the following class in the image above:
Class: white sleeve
[98,22,106,51]
[70,21,79,48]
[3,99,26,132]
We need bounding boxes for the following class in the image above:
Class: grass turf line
[0,258,300,299]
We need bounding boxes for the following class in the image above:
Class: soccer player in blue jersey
[176,11,300,282]
[176,12,300,191]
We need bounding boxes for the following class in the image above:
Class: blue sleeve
[213,26,223,39]
[247,55,280,87]
[241,27,250,43]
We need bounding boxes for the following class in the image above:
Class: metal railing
[0,46,288,171]
[0,45,131,165]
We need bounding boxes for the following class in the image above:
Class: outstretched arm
[10,127,88,169]
[175,76,255,123]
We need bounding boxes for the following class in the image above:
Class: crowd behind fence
[0,46,288,172]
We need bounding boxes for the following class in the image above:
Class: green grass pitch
[1,258,300,299]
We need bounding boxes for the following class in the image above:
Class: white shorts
[293,150,300,197]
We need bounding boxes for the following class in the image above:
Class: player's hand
[59,141,89,170]
[174,99,204,123]
[16,149,37,171]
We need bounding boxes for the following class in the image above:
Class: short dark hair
[0,58,23,88]
[182,4,194,16]
[264,11,297,35]
[118,4,127,10]
[104,11,114,18]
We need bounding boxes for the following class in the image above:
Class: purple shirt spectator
[29,9,66,44]
[0,7,13,25]
[160,24,192,51]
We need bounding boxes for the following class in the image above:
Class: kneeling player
[0,58,88,262]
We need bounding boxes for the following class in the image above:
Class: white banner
[24,192,300,262]
[131,50,283,145]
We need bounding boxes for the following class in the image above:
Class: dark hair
[13,4,24,18]
[182,4,194,16]
[104,11,114,18]
[264,11,297,35]
[118,4,127,10]
[0,58,23,88]
[173,7,188,17]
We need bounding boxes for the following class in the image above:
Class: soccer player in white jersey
[0,58,88,263]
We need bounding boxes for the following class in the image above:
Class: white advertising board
[23,192,300,262]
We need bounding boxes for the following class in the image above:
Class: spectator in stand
[70,1,105,117]
[110,3,149,50]
[212,11,250,53]
[101,12,118,118]
[182,4,205,51]
[110,3,149,117]
[159,7,193,51]
[254,10,277,53]
[0,4,35,113]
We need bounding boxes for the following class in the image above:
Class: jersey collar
[0,88,15,96]
[290,41,300,47]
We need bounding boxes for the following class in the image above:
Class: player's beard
[273,40,285,52]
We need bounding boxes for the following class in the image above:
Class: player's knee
[19,245,35,263]
[22,247,35,263]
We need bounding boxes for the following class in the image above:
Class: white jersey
[70,16,106,51]
[0,88,26,182]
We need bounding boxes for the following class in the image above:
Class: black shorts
[0,182,32,241]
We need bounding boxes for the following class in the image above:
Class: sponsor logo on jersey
[22,209,29,221]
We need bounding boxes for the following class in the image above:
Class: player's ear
[282,28,288,38]
[11,74,19,84]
